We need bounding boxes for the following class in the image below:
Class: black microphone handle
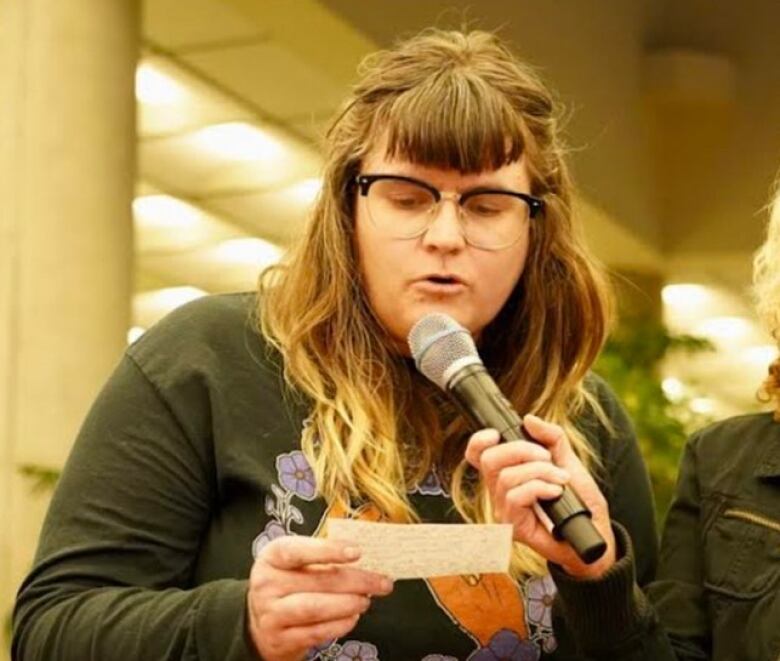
[448,363,607,565]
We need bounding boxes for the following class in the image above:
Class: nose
[421,195,466,253]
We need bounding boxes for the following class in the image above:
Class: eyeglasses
[354,173,544,250]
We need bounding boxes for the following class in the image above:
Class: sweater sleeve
[12,353,259,661]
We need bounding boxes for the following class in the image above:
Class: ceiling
[135,0,780,416]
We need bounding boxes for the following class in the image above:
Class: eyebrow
[379,171,520,193]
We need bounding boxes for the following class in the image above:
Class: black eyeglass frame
[353,173,545,219]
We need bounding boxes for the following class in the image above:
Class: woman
[13,29,658,660]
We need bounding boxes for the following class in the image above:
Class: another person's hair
[754,183,780,418]
[258,29,613,576]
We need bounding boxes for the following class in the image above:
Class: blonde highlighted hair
[755,183,780,418]
[258,29,613,577]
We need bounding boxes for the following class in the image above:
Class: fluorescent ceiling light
[190,122,284,161]
[661,377,685,402]
[133,287,208,329]
[287,177,322,205]
[136,286,207,312]
[136,64,185,106]
[133,195,203,229]
[212,238,282,266]
[661,283,710,308]
[689,397,715,414]
[127,326,146,344]
[694,316,752,343]
[742,344,778,367]
[152,286,207,307]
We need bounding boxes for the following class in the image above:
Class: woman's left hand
[465,414,616,579]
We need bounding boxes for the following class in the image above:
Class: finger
[261,535,360,570]
[274,613,361,656]
[494,461,570,502]
[522,415,572,463]
[479,441,554,491]
[494,464,568,521]
[464,428,500,468]
[266,592,371,628]
[267,565,394,599]
[501,480,564,515]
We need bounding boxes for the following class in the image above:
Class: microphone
[408,312,607,565]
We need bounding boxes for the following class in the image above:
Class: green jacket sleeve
[12,354,259,661]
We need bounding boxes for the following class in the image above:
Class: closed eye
[389,196,428,210]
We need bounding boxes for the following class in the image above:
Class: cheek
[354,216,398,308]
[354,217,419,348]
[484,241,528,295]
[470,242,529,327]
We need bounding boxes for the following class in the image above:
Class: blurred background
[2,0,779,651]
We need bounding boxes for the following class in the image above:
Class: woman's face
[354,147,533,353]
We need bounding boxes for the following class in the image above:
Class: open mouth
[415,275,466,294]
[425,275,462,285]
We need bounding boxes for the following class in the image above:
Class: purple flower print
[251,520,287,558]
[276,451,317,500]
[336,641,379,661]
[306,638,337,660]
[469,629,539,661]
[526,574,557,629]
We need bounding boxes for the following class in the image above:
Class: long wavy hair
[755,184,780,419]
[258,29,613,576]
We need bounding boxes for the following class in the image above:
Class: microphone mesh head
[407,313,482,389]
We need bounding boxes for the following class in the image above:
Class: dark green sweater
[13,293,659,660]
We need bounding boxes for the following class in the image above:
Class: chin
[406,305,482,338]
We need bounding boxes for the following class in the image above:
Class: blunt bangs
[372,71,526,173]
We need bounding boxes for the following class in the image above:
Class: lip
[411,279,468,295]
[417,273,467,285]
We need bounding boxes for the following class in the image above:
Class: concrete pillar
[0,0,139,646]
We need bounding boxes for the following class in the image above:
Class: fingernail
[478,428,499,442]
[381,578,394,593]
[344,546,360,560]
[558,469,570,482]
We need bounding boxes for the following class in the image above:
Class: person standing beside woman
[13,29,659,660]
